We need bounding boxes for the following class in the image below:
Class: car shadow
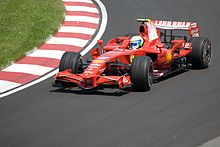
[50,70,190,96]
[153,69,188,83]
[50,85,131,97]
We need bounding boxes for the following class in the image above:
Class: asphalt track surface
[0,0,220,147]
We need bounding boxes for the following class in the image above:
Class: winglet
[136,18,151,23]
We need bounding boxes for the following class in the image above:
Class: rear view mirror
[97,39,103,47]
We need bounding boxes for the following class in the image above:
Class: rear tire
[187,37,211,69]
[59,52,82,73]
[130,56,153,91]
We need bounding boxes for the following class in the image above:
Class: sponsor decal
[90,63,101,67]
[154,20,191,30]
[114,48,123,51]
[122,76,129,83]
[184,43,192,49]
[102,51,122,57]
[85,63,102,73]
[93,59,105,63]
[147,22,159,41]
[166,51,172,63]
[130,55,135,63]
[104,76,120,81]
[97,56,109,60]
[192,33,199,37]
[99,68,105,73]
[84,71,93,74]
[190,23,197,28]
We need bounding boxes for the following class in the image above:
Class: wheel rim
[203,41,211,64]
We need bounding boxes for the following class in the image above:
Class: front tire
[130,56,153,91]
[58,52,82,88]
[187,37,212,69]
[59,52,82,73]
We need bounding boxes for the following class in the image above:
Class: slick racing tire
[59,52,82,73]
[187,37,212,69]
[130,56,153,91]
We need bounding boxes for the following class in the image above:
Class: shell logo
[130,55,135,63]
[166,52,172,64]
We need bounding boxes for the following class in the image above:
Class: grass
[0,0,64,69]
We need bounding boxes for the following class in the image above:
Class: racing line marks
[0,0,100,94]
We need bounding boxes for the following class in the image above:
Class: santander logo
[153,20,195,30]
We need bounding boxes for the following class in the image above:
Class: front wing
[54,70,131,89]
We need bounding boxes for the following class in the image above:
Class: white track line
[65,6,98,13]
[0,0,107,98]
[81,0,108,56]
[63,0,92,3]
[0,69,59,98]
[59,26,96,35]
[65,16,99,24]
[198,136,220,147]
[0,81,21,93]
[2,64,53,76]
[46,37,88,47]
[28,50,65,60]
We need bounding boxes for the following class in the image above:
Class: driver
[130,35,144,49]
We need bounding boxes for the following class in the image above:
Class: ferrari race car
[53,19,212,91]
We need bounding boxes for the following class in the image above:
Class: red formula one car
[53,19,212,91]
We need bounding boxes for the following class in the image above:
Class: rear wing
[137,19,200,37]
[152,20,198,30]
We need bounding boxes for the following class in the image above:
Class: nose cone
[83,60,106,76]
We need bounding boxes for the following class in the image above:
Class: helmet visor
[131,42,139,49]
[131,39,142,49]
[131,42,138,47]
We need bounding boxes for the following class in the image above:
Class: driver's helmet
[130,35,144,49]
